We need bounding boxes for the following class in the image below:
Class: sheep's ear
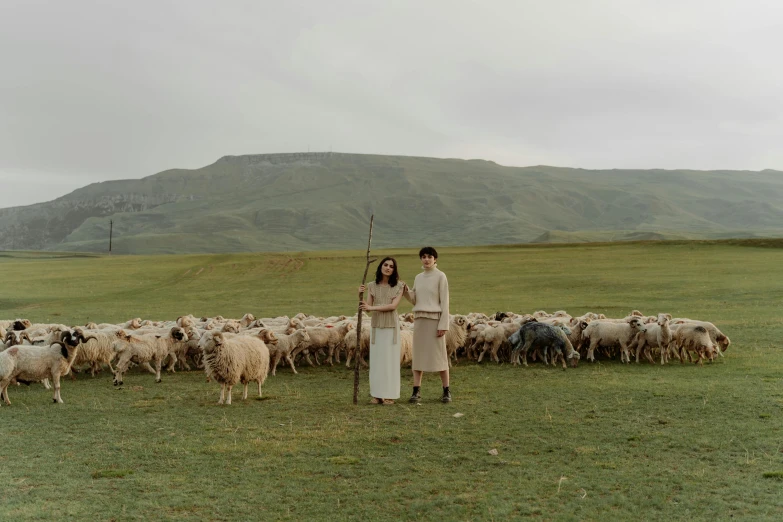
[213,332,224,345]
[665,314,672,320]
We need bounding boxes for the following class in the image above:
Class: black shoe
[441,389,452,403]
[408,391,421,403]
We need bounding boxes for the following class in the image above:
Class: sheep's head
[221,321,240,333]
[170,327,188,342]
[71,328,97,345]
[657,313,670,326]
[84,322,98,329]
[127,318,142,329]
[13,319,31,331]
[718,334,730,351]
[258,329,278,345]
[627,317,647,333]
[198,331,223,353]
[240,313,256,326]
[568,349,581,367]
[115,330,133,342]
[5,330,30,346]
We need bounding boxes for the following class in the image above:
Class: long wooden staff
[354,215,376,405]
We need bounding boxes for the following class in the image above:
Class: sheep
[581,317,648,363]
[12,319,32,331]
[673,324,715,365]
[293,326,334,367]
[476,323,519,363]
[4,330,33,348]
[68,327,118,377]
[671,319,731,357]
[122,318,143,330]
[445,315,470,366]
[238,313,256,328]
[633,313,673,365]
[112,327,188,385]
[323,321,355,365]
[268,329,310,375]
[30,325,72,346]
[198,330,270,405]
[221,320,241,334]
[344,326,370,368]
[564,318,591,355]
[0,329,89,405]
[399,328,414,366]
[176,315,197,329]
[509,322,580,369]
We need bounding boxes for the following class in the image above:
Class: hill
[1,152,783,254]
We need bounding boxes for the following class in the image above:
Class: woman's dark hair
[375,256,399,287]
[419,246,438,259]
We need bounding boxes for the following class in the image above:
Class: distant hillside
[1,153,782,254]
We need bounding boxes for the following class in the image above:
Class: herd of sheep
[0,309,730,406]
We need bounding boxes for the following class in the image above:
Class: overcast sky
[1,0,782,208]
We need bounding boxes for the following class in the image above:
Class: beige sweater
[405,266,450,331]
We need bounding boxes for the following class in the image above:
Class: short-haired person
[403,246,451,403]
[358,257,405,405]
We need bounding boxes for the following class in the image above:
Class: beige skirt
[412,317,448,372]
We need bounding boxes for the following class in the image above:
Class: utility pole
[109,219,113,254]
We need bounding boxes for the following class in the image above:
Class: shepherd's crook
[354,215,376,405]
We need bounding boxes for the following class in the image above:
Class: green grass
[2,240,783,520]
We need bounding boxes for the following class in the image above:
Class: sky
[1,0,782,208]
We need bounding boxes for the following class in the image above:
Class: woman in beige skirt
[403,246,451,403]
[359,257,405,405]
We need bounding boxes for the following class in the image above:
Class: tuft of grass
[762,471,783,480]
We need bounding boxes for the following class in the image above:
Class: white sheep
[476,323,518,363]
[198,330,270,405]
[445,315,470,366]
[672,324,715,364]
[0,330,88,405]
[112,327,189,385]
[69,327,118,377]
[633,313,673,365]
[581,317,648,363]
[671,319,730,357]
[268,329,310,375]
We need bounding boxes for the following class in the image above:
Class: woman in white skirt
[358,257,405,405]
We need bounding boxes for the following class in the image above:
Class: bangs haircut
[419,246,438,259]
[375,256,400,287]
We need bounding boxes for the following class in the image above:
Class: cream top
[404,266,450,331]
[367,281,404,344]
[367,281,404,329]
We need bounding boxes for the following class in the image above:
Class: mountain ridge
[1,152,782,254]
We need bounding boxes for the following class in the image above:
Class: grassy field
[1,240,783,520]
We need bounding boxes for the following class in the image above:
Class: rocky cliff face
[0,192,182,250]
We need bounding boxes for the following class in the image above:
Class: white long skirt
[369,327,401,399]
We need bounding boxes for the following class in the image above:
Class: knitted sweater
[367,281,404,343]
[405,266,450,331]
